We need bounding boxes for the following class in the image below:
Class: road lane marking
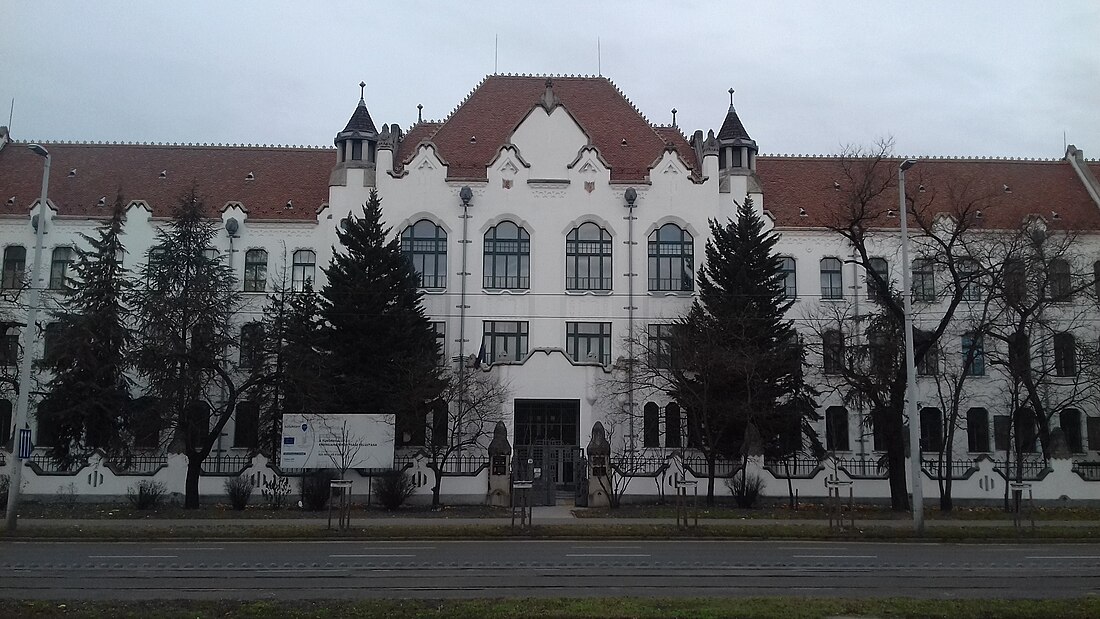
[792,555,877,559]
[88,555,178,559]
[566,553,651,557]
[570,546,642,549]
[153,548,225,551]
[779,547,848,551]
[1026,556,1100,560]
[330,554,415,558]
[362,547,436,550]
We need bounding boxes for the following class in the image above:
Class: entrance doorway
[513,399,586,505]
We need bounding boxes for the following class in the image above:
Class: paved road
[2,540,1098,600]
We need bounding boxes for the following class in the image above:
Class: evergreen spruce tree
[37,192,132,467]
[131,188,260,508]
[671,196,817,504]
[320,189,443,425]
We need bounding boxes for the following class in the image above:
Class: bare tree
[423,365,508,508]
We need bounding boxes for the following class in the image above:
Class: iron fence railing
[682,455,743,478]
[612,456,669,476]
[28,452,85,474]
[836,457,889,479]
[1072,461,1100,481]
[200,454,252,475]
[921,458,977,480]
[994,458,1049,481]
[763,457,821,478]
[107,454,169,475]
[431,454,490,475]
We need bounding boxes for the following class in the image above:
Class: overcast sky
[3,1,1097,159]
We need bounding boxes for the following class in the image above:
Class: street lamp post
[5,143,50,532]
[897,158,924,535]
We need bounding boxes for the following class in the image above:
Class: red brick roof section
[757,156,1100,232]
[416,75,673,182]
[393,122,443,174]
[0,143,334,220]
[654,126,700,175]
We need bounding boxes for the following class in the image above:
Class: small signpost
[328,479,354,531]
[1009,482,1035,530]
[825,476,855,530]
[511,481,533,529]
[674,476,698,529]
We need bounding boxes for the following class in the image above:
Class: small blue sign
[300,423,308,432]
[283,437,295,445]
[17,428,33,460]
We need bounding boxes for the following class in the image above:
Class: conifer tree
[320,189,443,425]
[131,189,263,508]
[671,196,817,503]
[37,192,132,467]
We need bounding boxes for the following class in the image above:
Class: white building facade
[1,75,1099,504]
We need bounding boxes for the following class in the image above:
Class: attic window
[799,208,808,217]
[975,210,983,219]
[621,139,628,147]
[68,169,77,178]
[469,136,477,144]
[887,210,897,218]
[918,184,926,193]
[1051,211,1061,220]
[245,171,255,181]
[97,197,106,207]
[833,181,841,191]
[285,200,294,210]
[1003,184,1011,193]
[6,197,14,206]
[159,170,167,179]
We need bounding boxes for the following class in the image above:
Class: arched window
[962,332,985,376]
[664,402,681,448]
[967,407,990,452]
[483,221,530,289]
[49,247,74,289]
[239,323,265,369]
[43,322,63,364]
[915,330,939,376]
[0,325,18,366]
[920,407,943,452]
[401,220,448,289]
[779,257,797,299]
[233,401,259,450]
[1048,259,1071,301]
[291,250,316,291]
[1005,259,1026,306]
[243,249,268,292]
[867,257,888,302]
[825,406,849,451]
[566,222,612,291]
[1060,408,1083,453]
[820,257,843,299]
[1054,332,1076,377]
[822,329,844,375]
[959,258,981,302]
[648,224,693,291]
[643,402,660,448]
[2,246,25,290]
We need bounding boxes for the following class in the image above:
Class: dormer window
[351,140,363,161]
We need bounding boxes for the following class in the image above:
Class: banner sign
[17,428,33,460]
[279,413,395,470]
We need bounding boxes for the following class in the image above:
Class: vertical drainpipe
[851,248,864,461]
[623,187,638,462]
[457,187,474,454]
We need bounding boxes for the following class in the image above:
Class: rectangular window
[665,403,682,448]
[780,257,797,299]
[1054,332,1077,377]
[822,330,844,375]
[825,406,849,451]
[916,332,938,376]
[0,326,18,366]
[962,333,985,376]
[566,322,611,365]
[432,321,446,365]
[0,400,11,445]
[959,259,981,302]
[820,258,843,300]
[291,250,316,292]
[1061,409,1083,453]
[647,323,677,370]
[967,408,990,452]
[483,321,528,363]
[867,257,889,303]
[920,407,943,452]
[243,249,268,292]
[912,258,935,303]
[233,401,259,449]
[49,247,74,290]
[642,403,660,448]
[1088,417,1100,451]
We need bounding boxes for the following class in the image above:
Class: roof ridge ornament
[539,77,560,112]
[359,81,366,104]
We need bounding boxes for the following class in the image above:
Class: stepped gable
[654,126,699,173]
[0,142,333,220]
[421,75,675,182]
[757,156,1100,231]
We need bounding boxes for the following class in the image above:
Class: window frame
[825,406,850,452]
[822,329,844,375]
[966,407,990,453]
[49,246,74,290]
[291,249,316,292]
[920,407,944,453]
[867,257,888,302]
[401,219,448,290]
[820,257,843,300]
[647,323,678,370]
[1053,331,1077,377]
[566,222,612,291]
[642,402,660,448]
[962,332,985,376]
[238,323,265,369]
[243,248,268,293]
[566,321,612,366]
[1048,259,1071,301]
[779,256,797,299]
[483,221,530,290]
[482,320,529,363]
[2,246,26,290]
[647,223,694,292]
[911,258,936,303]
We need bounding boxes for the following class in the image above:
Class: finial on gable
[417,104,423,123]
[359,81,366,103]
[729,88,735,107]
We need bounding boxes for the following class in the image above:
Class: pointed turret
[717,88,758,173]
[334,81,379,167]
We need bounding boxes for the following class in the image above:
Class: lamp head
[28,143,49,158]
[624,187,637,205]
[899,159,918,171]
[459,185,473,206]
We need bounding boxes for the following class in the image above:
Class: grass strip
[2,597,1099,619]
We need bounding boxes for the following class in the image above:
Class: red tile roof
[403,75,685,182]
[393,122,443,174]
[0,142,334,220]
[654,126,700,174]
[757,156,1100,232]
